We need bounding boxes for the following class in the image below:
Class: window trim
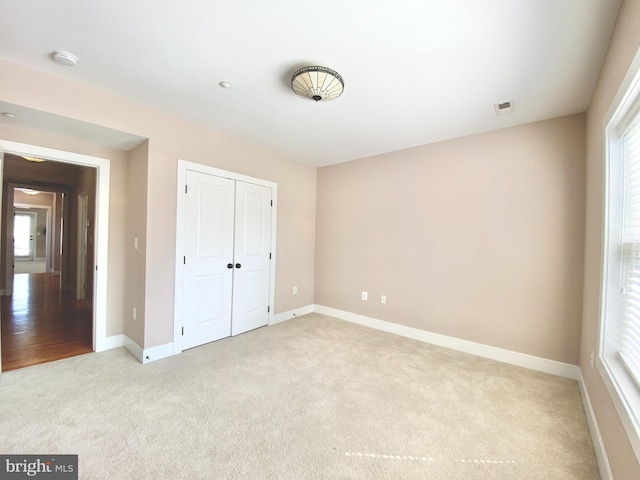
[599,45,640,463]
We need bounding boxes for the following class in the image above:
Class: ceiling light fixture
[291,66,344,102]
[52,50,78,67]
[21,156,46,163]
[2,112,16,118]
[219,81,232,89]
[17,188,40,196]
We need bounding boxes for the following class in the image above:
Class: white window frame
[600,46,640,463]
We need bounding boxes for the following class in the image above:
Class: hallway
[1,273,92,371]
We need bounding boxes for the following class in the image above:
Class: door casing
[0,139,110,358]
[173,159,277,354]
[77,194,89,301]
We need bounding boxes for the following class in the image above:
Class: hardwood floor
[1,273,92,371]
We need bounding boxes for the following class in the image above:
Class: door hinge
[182,327,184,335]
[269,253,271,259]
[185,184,188,194]
[183,256,186,264]
[268,306,270,313]
[270,200,273,207]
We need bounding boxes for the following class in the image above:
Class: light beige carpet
[0,313,598,479]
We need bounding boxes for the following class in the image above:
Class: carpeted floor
[0,313,598,479]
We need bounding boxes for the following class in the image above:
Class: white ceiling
[0,0,622,167]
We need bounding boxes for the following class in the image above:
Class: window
[620,112,640,388]
[601,56,640,461]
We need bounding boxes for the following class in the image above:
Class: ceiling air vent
[494,101,513,116]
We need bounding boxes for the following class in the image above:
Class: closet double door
[182,170,272,350]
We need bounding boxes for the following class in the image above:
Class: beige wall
[0,59,317,348]
[316,114,586,364]
[581,0,640,478]
[125,141,148,346]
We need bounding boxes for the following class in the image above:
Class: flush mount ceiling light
[291,66,344,102]
[21,156,46,163]
[16,188,40,196]
[2,112,16,118]
[219,81,232,89]
[51,50,78,67]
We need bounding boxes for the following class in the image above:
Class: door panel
[195,274,223,323]
[182,171,234,349]
[231,182,272,335]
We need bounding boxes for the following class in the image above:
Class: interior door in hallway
[182,171,235,349]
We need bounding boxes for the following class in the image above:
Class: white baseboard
[579,372,613,480]
[104,334,124,350]
[123,336,144,363]
[122,335,175,364]
[142,342,175,364]
[313,305,581,380]
[271,304,314,325]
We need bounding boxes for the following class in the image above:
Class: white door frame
[77,194,89,300]
[173,159,277,354]
[0,139,111,356]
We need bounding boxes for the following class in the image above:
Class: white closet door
[182,171,235,349]
[231,181,272,336]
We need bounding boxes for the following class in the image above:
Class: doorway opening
[1,169,94,371]
[0,140,111,373]
[14,211,37,261]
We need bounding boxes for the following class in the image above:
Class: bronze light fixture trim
[291,66,344,102]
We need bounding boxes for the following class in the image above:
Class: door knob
[227,263,233,269]
[235,263,241,269]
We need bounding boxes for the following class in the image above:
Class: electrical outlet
[293,286,298,295]
[362,291,368,301]
[133,307,137,320]
[590,350,594,369]
[381,295,386,304]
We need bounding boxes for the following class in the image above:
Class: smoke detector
[52,50,78,67]
[494,101,513,115]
